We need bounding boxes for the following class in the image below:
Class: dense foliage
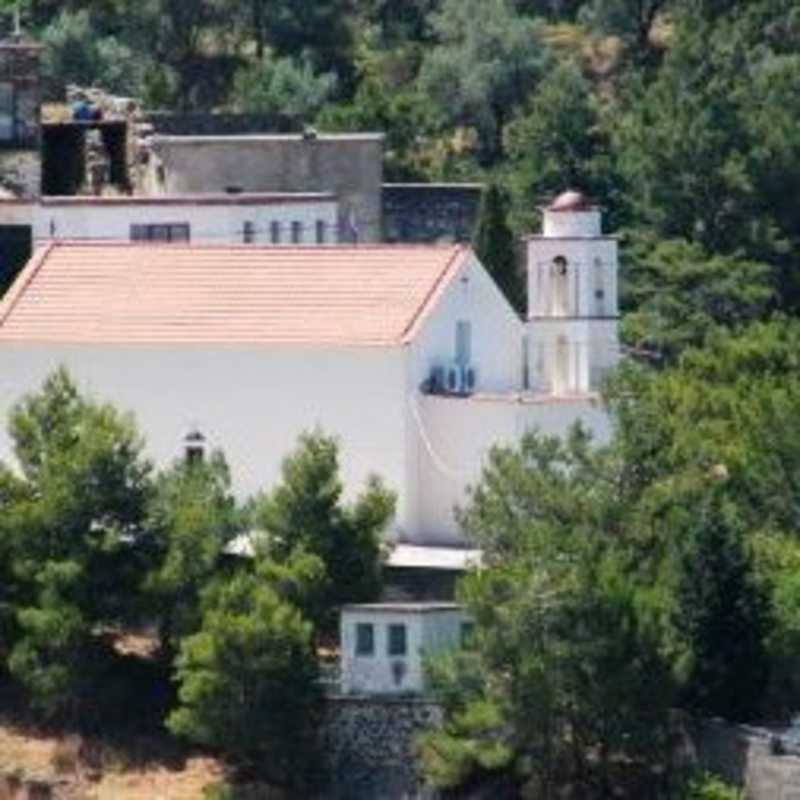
[0,371,393,784]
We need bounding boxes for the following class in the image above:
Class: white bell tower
[525,190,619,395]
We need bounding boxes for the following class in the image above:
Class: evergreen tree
[254,430,395,633]
[167,567,321,789]
[145,450,240,655]
[472,185,524,312]
[672,489,771,721]
[417,0,551,163]
[0,368,153,718]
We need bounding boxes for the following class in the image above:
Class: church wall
[402,251,523,541]
[408,251,522,393]
[414,394,611,544]
[0,343,416,535]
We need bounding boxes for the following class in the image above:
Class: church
[0,190,617,550]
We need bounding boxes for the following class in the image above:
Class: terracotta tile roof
[0,242,469,346]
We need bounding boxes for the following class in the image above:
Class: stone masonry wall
[692,719,800,799]
[321,696,442,800]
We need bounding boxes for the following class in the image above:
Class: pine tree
[673,489,771,721]
[473,185,523,312]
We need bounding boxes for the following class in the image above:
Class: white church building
[0,190,616,548]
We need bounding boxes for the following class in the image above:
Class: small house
[339,603,469,696]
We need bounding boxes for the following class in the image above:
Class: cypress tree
[673,489,771,721]
[473,184,524,313]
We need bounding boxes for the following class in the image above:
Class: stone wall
[382,184,483,244]
[692,719,800,799]
[0,39,42,198]
[321,696,442,800]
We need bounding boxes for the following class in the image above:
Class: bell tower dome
[524,190,619,395]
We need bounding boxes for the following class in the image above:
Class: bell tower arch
[525,190,619,395]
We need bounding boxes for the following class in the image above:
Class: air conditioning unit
[446,362,463,394]
[462,364,477,394]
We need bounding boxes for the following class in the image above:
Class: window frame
[387,623,407,657]
[130,222,191,243]
[270,220,281,244]
[355,622,375,657]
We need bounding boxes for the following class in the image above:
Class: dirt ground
[0,721,225,799]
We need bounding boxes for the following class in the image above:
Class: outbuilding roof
[0,242,469,346]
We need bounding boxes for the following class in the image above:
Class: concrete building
[340,603,468,695]
[32,193,340,246]
[144,133,384,243]
[0,191,618,548]
[0,35,42,199]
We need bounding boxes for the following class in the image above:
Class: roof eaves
[400,245,470,345]
[0,243,55,330]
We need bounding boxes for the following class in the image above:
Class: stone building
[143,132,385,243]
[0,33,42,199]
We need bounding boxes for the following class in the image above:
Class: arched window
[551,255,569,317]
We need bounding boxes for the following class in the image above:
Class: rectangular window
[270,220,281,244]
[242,220,255,244]
[0,83,14,141]
[388,624,407,657]
[455,320,472,364]
[291,220,302,244]
[355,623,374,657]
[130,223,190,243]
[316,219,326,244]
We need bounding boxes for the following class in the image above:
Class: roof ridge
[0,243,55,329]
[400,244,470,344]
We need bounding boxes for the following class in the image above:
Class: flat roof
[341,602,463,613]
[388,543,481,571]
[152,133,385,144]
[383,183,484,190]
[40,192,337,207]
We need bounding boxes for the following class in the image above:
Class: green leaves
[253,429,395,633]
[167,570,320,786]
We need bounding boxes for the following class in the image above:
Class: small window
[316,219,326,244]
[355,623,374,657]
[291,220,302,244]
[242,220,255,244]
[130,223,190,243]
[270,220,281,244]
[455,320,472,364]
[388,624,407,657]
[0,83,14,141]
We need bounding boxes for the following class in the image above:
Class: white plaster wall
[402,252,524,541]
[0,202,34,227]
[32,200,339,246]
[415,394,611,545]
[341,611,425,695]
[409,251,523,393]
[340,609,466,695]
[542,209,601,238]
[527,237,619,319]
[0,343,414,534]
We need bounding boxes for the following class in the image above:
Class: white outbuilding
[0,190,619,549]
[339,603,468,696]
